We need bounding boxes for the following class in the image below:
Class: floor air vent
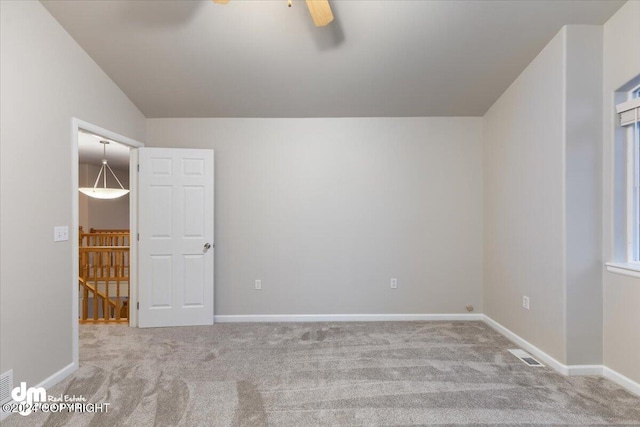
[508,349,544,367]
[0,370,13,404]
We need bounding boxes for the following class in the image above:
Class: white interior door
[137,148,214,327]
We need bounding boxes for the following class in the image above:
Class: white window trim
[625,117,638,262]
[606,261,640,278]
[608,84,640,278]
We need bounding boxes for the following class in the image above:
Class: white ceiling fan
[212,0,334,27]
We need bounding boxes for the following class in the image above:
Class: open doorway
[71,118,144,367]
[78,131,131,324]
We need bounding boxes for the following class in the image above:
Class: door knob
[204,243,212,252]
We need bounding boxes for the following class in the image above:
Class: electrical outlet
[255,280,262,290]
[522,295,530,310]
[390,278,398,289]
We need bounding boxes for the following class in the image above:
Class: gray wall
[0,0,145,387]
[483,26,604,365]
[483,29,567,363]
[564,26,603,366]
[147,118,483,316]
[602,0,640,384]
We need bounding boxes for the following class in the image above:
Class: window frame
[605,82,640,278]
[625,84,640,263]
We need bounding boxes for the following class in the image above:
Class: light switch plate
[54,226,69,242]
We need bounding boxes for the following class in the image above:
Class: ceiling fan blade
[212,0,230,4]
[305,0,334,27]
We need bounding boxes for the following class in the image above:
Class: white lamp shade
[79,141,129,199]
[79,187,129,199]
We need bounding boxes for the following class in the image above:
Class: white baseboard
[38,361,77,392]
[481,314,570,375]
[0,361,77,421]
[214,313,484,323]
[481,315,640,397]
[603,366,640,397]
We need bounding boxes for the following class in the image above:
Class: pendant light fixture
[79,140,129,199]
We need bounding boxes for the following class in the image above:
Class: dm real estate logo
[11,382,46,416]
[4,382,110,417]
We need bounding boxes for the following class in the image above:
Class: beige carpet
[3,321,640,426]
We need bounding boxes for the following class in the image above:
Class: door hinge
[137,233,139,241]
[137,302,139,310]
[137,164,140,172]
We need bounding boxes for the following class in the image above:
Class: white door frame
[71,118,144,368]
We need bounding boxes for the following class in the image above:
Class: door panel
[138,148,214,327]
[183,254,205,306]
[151,186,173,237]
[184,186,205,237]
[150,255,172,307]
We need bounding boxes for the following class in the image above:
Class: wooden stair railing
[79,228,130,247]
[79,246,129,324]
[89,228,129,233]
[79,277,119,320]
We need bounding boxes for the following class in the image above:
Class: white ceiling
[42,0,623,118]
[78,131,130,169]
